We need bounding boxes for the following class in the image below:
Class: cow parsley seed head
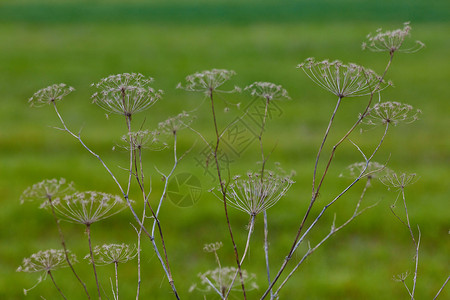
[91,73,162,118]
[86,244,137,265]
[189,266,258,294]
[21,178,76,208]
[203,242,223,253]
[52,191,128,225]
[380,172,418,190]
[221,171,294,216]
[297,58,389,98]
[158,111,194,135]
[120,130,166,151]
[29,83,75,107]
[244,81,291,101]
[17,249,75,274]
[362,101,422,126]
[340,162,391,180]
[177,69,240,96]
[362,22,425,54]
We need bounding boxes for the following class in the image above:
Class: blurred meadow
[0,0,449,299]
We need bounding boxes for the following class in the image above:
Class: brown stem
[86,224,101,300]
[48,270,67,300]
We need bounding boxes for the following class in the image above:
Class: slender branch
[48,271,67,300]
[209,88,246,299]
[86,224,102,300]
[434,275,450,300]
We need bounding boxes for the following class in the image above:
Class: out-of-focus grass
[0,1,449,299]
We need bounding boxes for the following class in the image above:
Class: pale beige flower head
[86,243,137,265]
[297,58,390,98]
[362,22,425,54]
[380,171,418,190]
[340,162,391,180]
[52,191,128,225]
[17,249,75,274]
[158,111,194,135]
[244,81,291,101]
[177,69,240,96]
[362,101,422,126]
[29,83,75,107]
[203,242,223,253]
[189,266,258,295]
[21,178,75,208]
[120,130,166,151]
[91,73,162,118]
[221,170,294,216]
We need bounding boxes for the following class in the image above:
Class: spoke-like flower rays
[363,101,422,126]
[362,22,425,54]
[177,69,240,96]
[297,58,389,98]
[222,171,294,216]
[91,73,162,118]
[52,191,127,225]
[244,82,290,101]
[87,244,137,266]
[28,84,75,107]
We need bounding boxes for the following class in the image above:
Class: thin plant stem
[433,275,450,300]
[115,262,119,300]
[209,89,246,299]
[52,102,180,299]
[86,224,102,300]
[47,196,91,299]
[48,270,67,300]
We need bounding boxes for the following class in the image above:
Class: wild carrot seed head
[21,178,75,208]
[177,69,241,96]
[362,101,422,126]
[28,83,75,107]
[244,81,291,101]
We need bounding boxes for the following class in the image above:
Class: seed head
[221,171,294,216]
[203,242,223,253]
[52,191,128,225]
[177,69,240,96]
[17,249,76,274]
[362,101,422,126]
[28,83,75,107]
[86,243,137,265]
[340,162,391,180]
[189,266,258,294]
[297,58,389,98]
[362,22,425,54]
[21,178,75,208]
[120,130,166,151]
[91,73,162,118]
[244,81,291,101]
[380,171,418,190]
[158,111,194,135]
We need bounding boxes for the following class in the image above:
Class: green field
[1,1,449,299]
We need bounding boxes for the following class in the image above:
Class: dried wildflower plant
[244,81,291,101]
[362,22,425,54]
[379,172,418,190]
[28,83,75,107]
[340,161,391,180]
[87,243,137,265]
[177,69,241,96]
[362,101,422,126]
[120,130,166,151]
[20,178,75,208]
[203,242,223,253]
[158,111,194,135]
[222,171,294,217]
[17,249,76,274]
[297,58,389,98]
[190,267,258,296]
[51,191,127,225]
[91,73,163,118]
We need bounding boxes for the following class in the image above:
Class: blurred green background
[1,0,449,299]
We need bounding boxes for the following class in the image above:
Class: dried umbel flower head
[52,191,127,225]
[91,73,162,118]
[17,249,76,274]
[87,244,137,265]
[120,130,166,151]
[203,242,223,253]
[244,81,291,101]
[189,266,258,294]
[362,101,422,126]
[223,171,294,216]
[362,22,425,54]
[177,69,240,96]
[380,172,418,190]
[340,162,391,180]
[158,111,194,135]
[29,83,75,107]
[20,178,75,208]
[297,58,389,98]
